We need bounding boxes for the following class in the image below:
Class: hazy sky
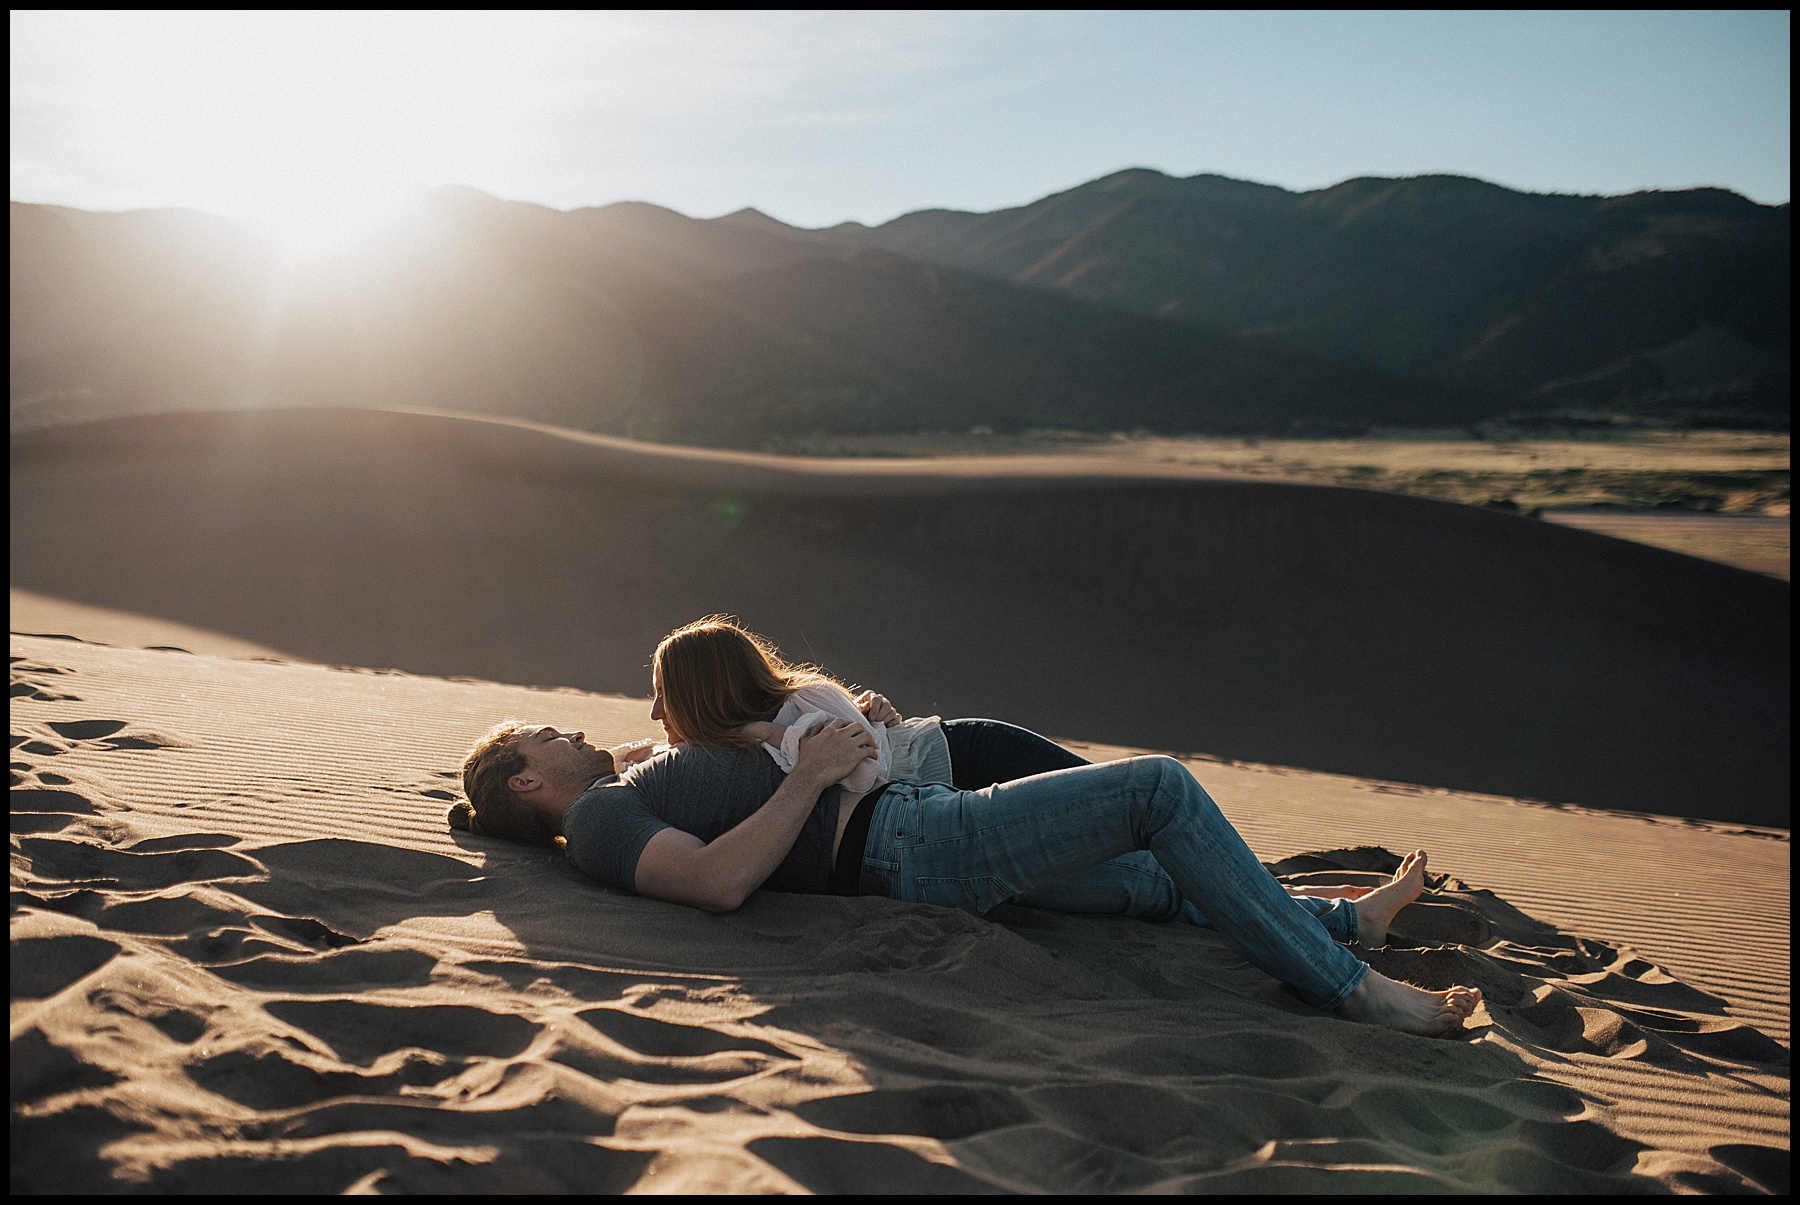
[10,10,1790,247]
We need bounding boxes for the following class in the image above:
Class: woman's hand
[855,690,902,726]
[610,740,661,771]
[739,720,786,745]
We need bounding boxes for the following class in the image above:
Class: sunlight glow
[15,11,569,249]
[11,10,1018,234]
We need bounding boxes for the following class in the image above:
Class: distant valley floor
[762,429,1790,578]
[1539,512,1789,581]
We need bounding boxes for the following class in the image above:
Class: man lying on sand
[451,617,1482,1037]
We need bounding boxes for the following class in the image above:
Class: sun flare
[21,11,555,252]
[241,191,418,255]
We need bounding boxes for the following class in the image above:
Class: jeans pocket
[912,875,1012,916]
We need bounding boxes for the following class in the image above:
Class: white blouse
[760,682,954,793]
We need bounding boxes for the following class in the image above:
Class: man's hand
[794,717,877,783]
[854,690,902,727]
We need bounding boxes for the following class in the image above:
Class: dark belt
[829,784,891,897]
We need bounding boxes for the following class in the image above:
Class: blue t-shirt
[562,744,843,896]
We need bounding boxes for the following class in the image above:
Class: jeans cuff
[1315,958,1370,1012]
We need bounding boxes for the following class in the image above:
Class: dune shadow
[10,408,1789,824]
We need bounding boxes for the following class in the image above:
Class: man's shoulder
[568,775,644,817]
[630,743,780,788]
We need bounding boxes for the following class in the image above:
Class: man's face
[519,725,613,789]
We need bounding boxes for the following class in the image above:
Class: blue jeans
[859,755,1369,1010]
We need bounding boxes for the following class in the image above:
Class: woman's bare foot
[1353,849,1428,947]
[1337,969,1482,1037]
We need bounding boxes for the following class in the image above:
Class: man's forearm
[698,767,833,908]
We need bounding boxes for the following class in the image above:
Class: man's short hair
[449,720,563,848]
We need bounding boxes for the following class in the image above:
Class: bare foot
[1337,969,1482,1037]
[1353,848,1427,948]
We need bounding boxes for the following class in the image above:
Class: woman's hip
[858,759,1193,909]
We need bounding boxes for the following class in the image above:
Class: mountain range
[10,169,1789,442]
[797,170,1789,422]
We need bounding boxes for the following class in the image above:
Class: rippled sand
[11,634,1788,1193]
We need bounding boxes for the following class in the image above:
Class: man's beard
[581,748,617,784]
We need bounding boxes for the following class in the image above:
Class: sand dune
[10,635,1788,1192]
[1542,511,1790,581]
[10,406,1788,823]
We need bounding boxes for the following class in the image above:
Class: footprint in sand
[1368,943,1790,1072]
[1519,954,1787,1066]
[10,1027,123,1102]
[550,1006,797,1087]
[45,719,185,751]
[463,959,638,1001]
[16,835,264,892]
[374,782,459,803]
[10,720,184,758]
[10,786,101,835]
[795,1083,1032,1141]
[1708,1143,1791,1195]
[212,946,437,992]
[82,879,257,936]
[263,999,541,1066]
[87,985,213,1044]
[127,833,242,852]
[9,657,84,702]
[246,913,356,948]
[747,1135,996,1194]
[10,766,76,794]
[48,720,126,740]
[11,681,83,702]
[12,933,122,999]
[1351,1082,1645,1173]
[187,1044,452,1111]
[11,733,68,757]
[578,1007,794,1060]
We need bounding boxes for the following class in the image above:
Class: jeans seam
[910,873,1014,913]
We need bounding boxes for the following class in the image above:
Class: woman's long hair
[654,616,844,749]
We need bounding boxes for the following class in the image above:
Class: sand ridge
[10,634,1789,1193]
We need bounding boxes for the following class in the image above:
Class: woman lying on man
[451,616,1481,1037]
